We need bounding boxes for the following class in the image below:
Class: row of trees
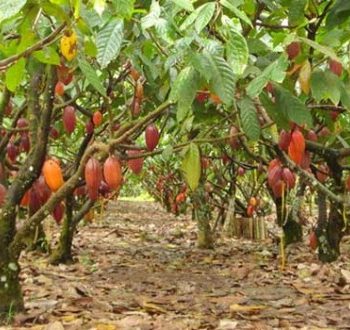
[0,0,350,320]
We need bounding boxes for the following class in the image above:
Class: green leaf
[5,59,25,92]
[170,66,200,122]
[182,143,201,191]
[33,47,60,65]
[96,18,124,69]
[226,29,249,75]
[275,86,312,127]
[0,0,26,21]
[208,54,236,105]
[141,0,161,29]
[247,55,288,98]
[260,92,288,129]
[238,97,260,141]
[298,37,339,61]
[170,0,194,12]
[220,0,252,27]
[340,83,350,110]
[113,0,135,19]
[311,70,341,104]
[326,0,350,29]
[190,52,213,82]
[180,8,199,30]
[79,59,106,96]
[194,2,215,33]
[288,0,307,25]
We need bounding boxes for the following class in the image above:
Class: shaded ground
[3,201,350,329]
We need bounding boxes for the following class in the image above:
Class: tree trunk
[192,185,213,249]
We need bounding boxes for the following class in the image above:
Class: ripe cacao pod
[6,142,18,162]
[4,102,12,116]
[20,190,30,207]
[249,197,257,207]
[20,133,30,153]
[29,187,41,213]
[55,81,65,96]
[57,64,73,85]
[131,96,141,117]
[237,167,245,176]
[85,120,94,134]
[209,93,222,104]
[127,150,144,175]
[330,111,339,121]
[103,156,122,190]
[60,30,77,61]
[42,159,64,192]
[268,158,281,172]
[135,80,144,100]
[0,184,7,206]
[272,179,285,198]
[300,151,311,170]
[176,192,186,203]
[318,127,330,137]
[282,167,296,189]
[278,129,291,152]
[129,67,141,81]
[50,127,59,139]
[53,202,64,224]
[268,165,283,189]
[17,118,28,129]
[145,124,160,151]
[85,157,102,200]
[63,106,76,134]
[92,111,103,127]
[247,204,255,217]
[196,90,209,103]
[288,129,305,165]
[35,175,51,205]
[286,42,301,60]
[307,130,318,142]
[309,231,318,250]
[316,164,328,183]
[329,59,342,77]
[99,180,110,198]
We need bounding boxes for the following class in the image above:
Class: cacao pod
[103,156,123,190]
[4,102,12,116]
[92,111,103,127]
[57,64,73,85]
[307,130,318,142]
[249,197,257,207]
[6,142,18,162]
[209,93,222,105]
[135,80,144,100]
[316,164,328,183]
[55,81,65,96]
[63,106,76,134]
[300,151,311,170]
[99,180,110,198]
[53,202,64,224]
[20,190,30,207]
[60,30,77,61]
[127,150,144,175]
[130,67,141,81]
[268,158,281,172]
[29,186,41,213]
[229,126,240,149]
[247,204,255,217]
[42,159,64,192]
[278,129,291,152]
[35,176,51,205]
[145,124,160,151]
[286,42,301,60]
[268,165,283,189]
[85,120,94,134]
[237,167,245,176]
[20,133,30,153]
[309,231,318,250]
[50,127,59,139]
[282,167,296,189]
[131,96,141,117]
[196,90,209,103]
[85,157,102,200]
[272,179,285,198]
[329,59,342,77]
[288,129,305,165]
[17,118,28,129]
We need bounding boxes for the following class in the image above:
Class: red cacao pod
[57,64,73,85]
[17,118,28,129]
[286,42,301,60]
[196,90,209,103]
[20,133,30,153]
[63,106,76,134]
[135,80,144,100]
[316,164,328,183]
[99,181,110,198]
[247,204,255,217]
[288,129,305,165]
[50,127,59,139]
[53,202,64,224]
[29,187,41,213]
[92,111,103,127]
[278,129,291,152]
[268,165,283,189]
[318,127,330,137]
[6,142,18,162]
[35,175,51,204]
[145,124,160,151]
[272,179,285,198]
[131,97,141,117]
[4,102,12,116]
[237,167,245,176]
[329,59,342,77]
[127,150,144,175]
[309,231,318,250]
[282,167,296,189]
[307,130,318,142]
[300,151,311,170]
[55,81,65,96]
[229,126,240,149]
[85,120,94,134]
[0,184,7,206]
[268,158,281,172]
[85,157,102,200]
[103,156,122,190]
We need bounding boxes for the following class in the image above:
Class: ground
[3,201,350,330]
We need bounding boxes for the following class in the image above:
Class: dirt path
[5,201,350,329]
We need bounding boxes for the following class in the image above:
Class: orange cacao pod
[103,156,122,190]
[288,129,305,165]
[85,157,102,200]
[42,159,64,192]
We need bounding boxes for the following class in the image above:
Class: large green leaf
[311,70,341,105]
[288,0,307,25]
[0,0,27,21]
[194,2,215,33]
[113,0,135,19]
[208,54,236,105]
[326,0,350,29]
[238,97,260,141]
[182,143,201,191]
[170,66,200,122]
[79,59,106,96]
[5,59,25,92]
[170,0,194,12]
[190,52,213,82]
[96,18,124,69]
[33,47,60,65]
[298,37,339,60]
[220,0,252,27]
[226,29,248,75]
[247,55,288,98]
[141,0,161,29]
[275,86,312,127]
